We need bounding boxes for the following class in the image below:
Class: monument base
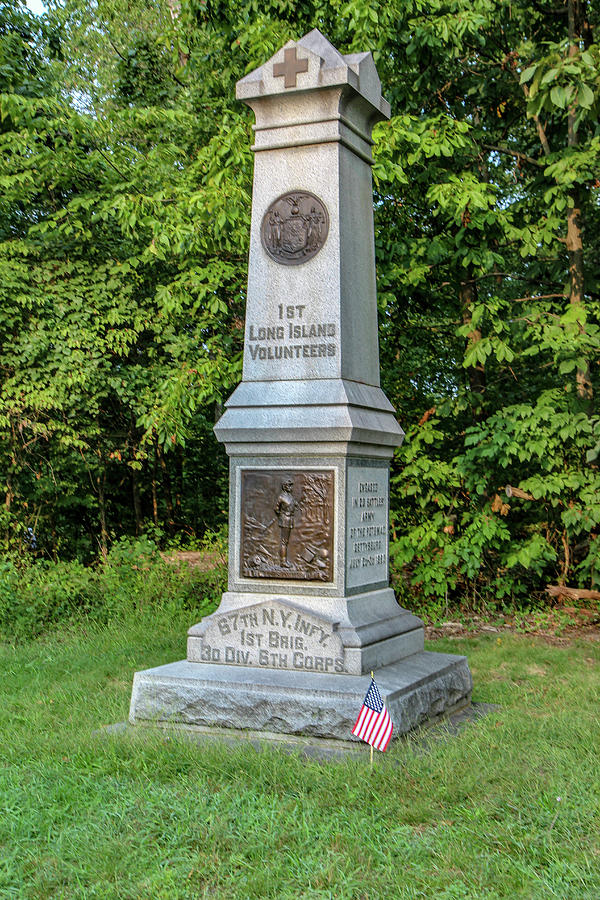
[186,590,426,676]
[129,651,472,741]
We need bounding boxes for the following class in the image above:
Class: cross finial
[273,47,309,89]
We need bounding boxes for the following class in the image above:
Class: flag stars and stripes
[352,677,393,752]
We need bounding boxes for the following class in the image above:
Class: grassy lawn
[1,609,599,899]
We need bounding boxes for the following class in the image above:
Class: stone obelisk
[129,30,472,740]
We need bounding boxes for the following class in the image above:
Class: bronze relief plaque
[260,191,329,265]
[240,469,334,581]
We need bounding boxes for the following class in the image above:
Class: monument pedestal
[129,29,472,743]
[187,589,425,675]
[130,654,472,740]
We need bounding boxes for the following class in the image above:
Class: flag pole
[370,671,374,769]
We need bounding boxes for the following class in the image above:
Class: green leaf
[519,64,538,84]
[578,83,594,109]
[550,85,567,108]
[541,67,558,85]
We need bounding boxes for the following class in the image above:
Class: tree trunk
[167,0,189,68]
[3,472,13,548]
[4,477,11,512]
[132,466,143,535]
[567,0,593,406]
[97,471,109,561]
[157,443,176,536]
[175,444,183,522]
[151,438,159,526]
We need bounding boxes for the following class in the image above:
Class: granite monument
[129,30,472,741]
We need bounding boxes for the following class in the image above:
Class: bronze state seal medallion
[261,191,329,266]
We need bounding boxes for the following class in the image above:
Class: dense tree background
[1,0,599,608]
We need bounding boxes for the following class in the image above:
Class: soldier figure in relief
[274,479,296,567]
[268,210,282,252]
[306,206,323,251]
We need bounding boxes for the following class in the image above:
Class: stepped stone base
[129,651,472,741]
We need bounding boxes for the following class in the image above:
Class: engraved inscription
[241,469,334,581]
[261,192,329,266]
[247,307,338,362]
[197,601,346,673]
[346,466,389,589]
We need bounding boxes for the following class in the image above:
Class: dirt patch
[525,664,548,676]
[425,611,600,646]
[160,551,226,572]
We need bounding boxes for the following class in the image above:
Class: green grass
[1,610,599,899]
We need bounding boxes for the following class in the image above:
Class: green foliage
[378,0,600,607]
[0,0,599,608]
[0,539,225,640]
[392,385,600,604]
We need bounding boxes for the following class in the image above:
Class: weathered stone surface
[235,31,388,388]
[129,651,473,740]
[215,30,400,451]
[128,30,473,742]
[345,460,389,591]
[188,598,346,674]
[188,594,425,677]
[191,589,425,677]
[224,456,395,600]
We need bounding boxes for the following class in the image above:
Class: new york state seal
[261,191,329,266]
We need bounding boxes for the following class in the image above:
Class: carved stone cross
[273,47,309,88]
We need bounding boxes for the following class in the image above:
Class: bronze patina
[261,192,329,266]
[240,469,334,581]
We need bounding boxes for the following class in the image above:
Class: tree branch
[520,82,552,155]
[511,292,568,303]
[483,143,545,168]
[94,146,142,194]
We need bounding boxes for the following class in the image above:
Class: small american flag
[352,677,393,751]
